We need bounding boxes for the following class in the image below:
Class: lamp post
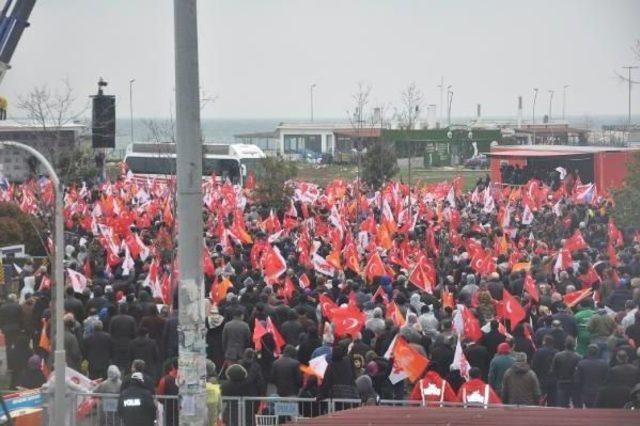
[562,85,569,122]
[447,85,453,126]
[173,0,206,424]
[129,79,135,144]
[0,141,64,426]
[548,90,554,122]
[310,83,316,122]
[532,88,539,144]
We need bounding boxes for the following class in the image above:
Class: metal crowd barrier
[1,389,566,426]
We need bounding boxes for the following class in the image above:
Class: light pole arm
[0,141,66,426]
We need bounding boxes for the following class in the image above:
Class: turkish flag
[578,265,601,286]
[524,273,539,303]
[253,318,267,352]
[441,288,454,309]
[332,305,366,337]
[462,307,482,342]
[609,220,624,247]
[502,289,526,327]
[408,256,436,294]
[565,230,588,252]
[312,253,337,277]
[263,245,287,284]
[266,317,286,356]
[386,301,405,327]
[564,287,593,308]
[319,293,338,319]
[344,243,362,274]
[471,250,495,276]
[211,277,233,304]
[365,252,387,283]
[393,336,429,383]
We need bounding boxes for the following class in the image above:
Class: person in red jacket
[409,364,457,405]
[457,367,502,407]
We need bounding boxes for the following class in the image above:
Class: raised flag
[608,243,618,267]
[565,230,588,252]
[391,337,429,383]
[264,245,287,284]
[524,272,539,303]
[386,301,405,327]
[67,269,88,293]
[502,289,526,327]
[408,256,436,294]
[521,204,534,225]
[266,317,286,356]
[564,287,593,308]
[319,293,338,319]
[332,305,366,337]
[253,318,267,352]
[299,273,311,289]
[450,338,470,381]
[365,252,387,283]
[462,307,482,342]
[312,253,336,277]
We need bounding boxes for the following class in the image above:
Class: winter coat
[221,319,251,361]
[488,354,514,394]
[320,347,358,399]
[574,356,608,399]
[0,301,23,336]
[501,362,541,405]
[271,355,302,396]
[551,350,581,384]
[531,345,558,388]
[128,336,160,382]
[117,379,156,426]
[109,314,136,370]
[82,331,113,378]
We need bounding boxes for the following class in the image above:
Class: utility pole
[562,84,569,122]
[310,83,316,122]
[622,66,638,131]
[548,90,554,122]
[129,79,135,144]
[438,76,444,127]
[173,1,206,424]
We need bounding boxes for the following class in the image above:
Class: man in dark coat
[574,344,609,407]
[63,286,85,323]
[531,335,558,405]
[464,340,491,381]
[271,345,302,396]
[0,294,23,347]
[221,311,251,363]
[117,372,156,426]
[551,336,582,407]
[109,304,137,371]
[128,327,160,383]
[82,320,113,379]
[501,351,541,405]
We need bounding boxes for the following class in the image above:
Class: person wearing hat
[488,342,515,396]
[117,371,156,426]
[501,351,541,405]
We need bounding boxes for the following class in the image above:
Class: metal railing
[1,390,568,426]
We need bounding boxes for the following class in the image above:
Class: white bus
[124,142,266,185]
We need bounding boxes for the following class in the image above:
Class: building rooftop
[489,144,640,157]
[0,119,86,131]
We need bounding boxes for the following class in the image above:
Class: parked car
[464,154,488,169]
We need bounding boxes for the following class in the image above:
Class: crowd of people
[1,168,640,425]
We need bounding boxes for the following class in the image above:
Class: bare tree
[16,80,94,183]
[396,82,424,211]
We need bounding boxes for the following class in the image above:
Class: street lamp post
[548,90,554,122]
[532,88,539,144]
[0,141,65,426]
[562,85,569,122]
[447,85,453,126]
[310,84,316,122]
[129,79,135,144]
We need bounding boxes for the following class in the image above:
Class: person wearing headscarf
[95,365,123,426]
[356,374,379,405]
[205,360,222,426]
[16,354,46,389]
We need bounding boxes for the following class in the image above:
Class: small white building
[0,119,88,181]
[235,122,383,159]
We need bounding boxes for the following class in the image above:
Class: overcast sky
[4,0,639,120]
